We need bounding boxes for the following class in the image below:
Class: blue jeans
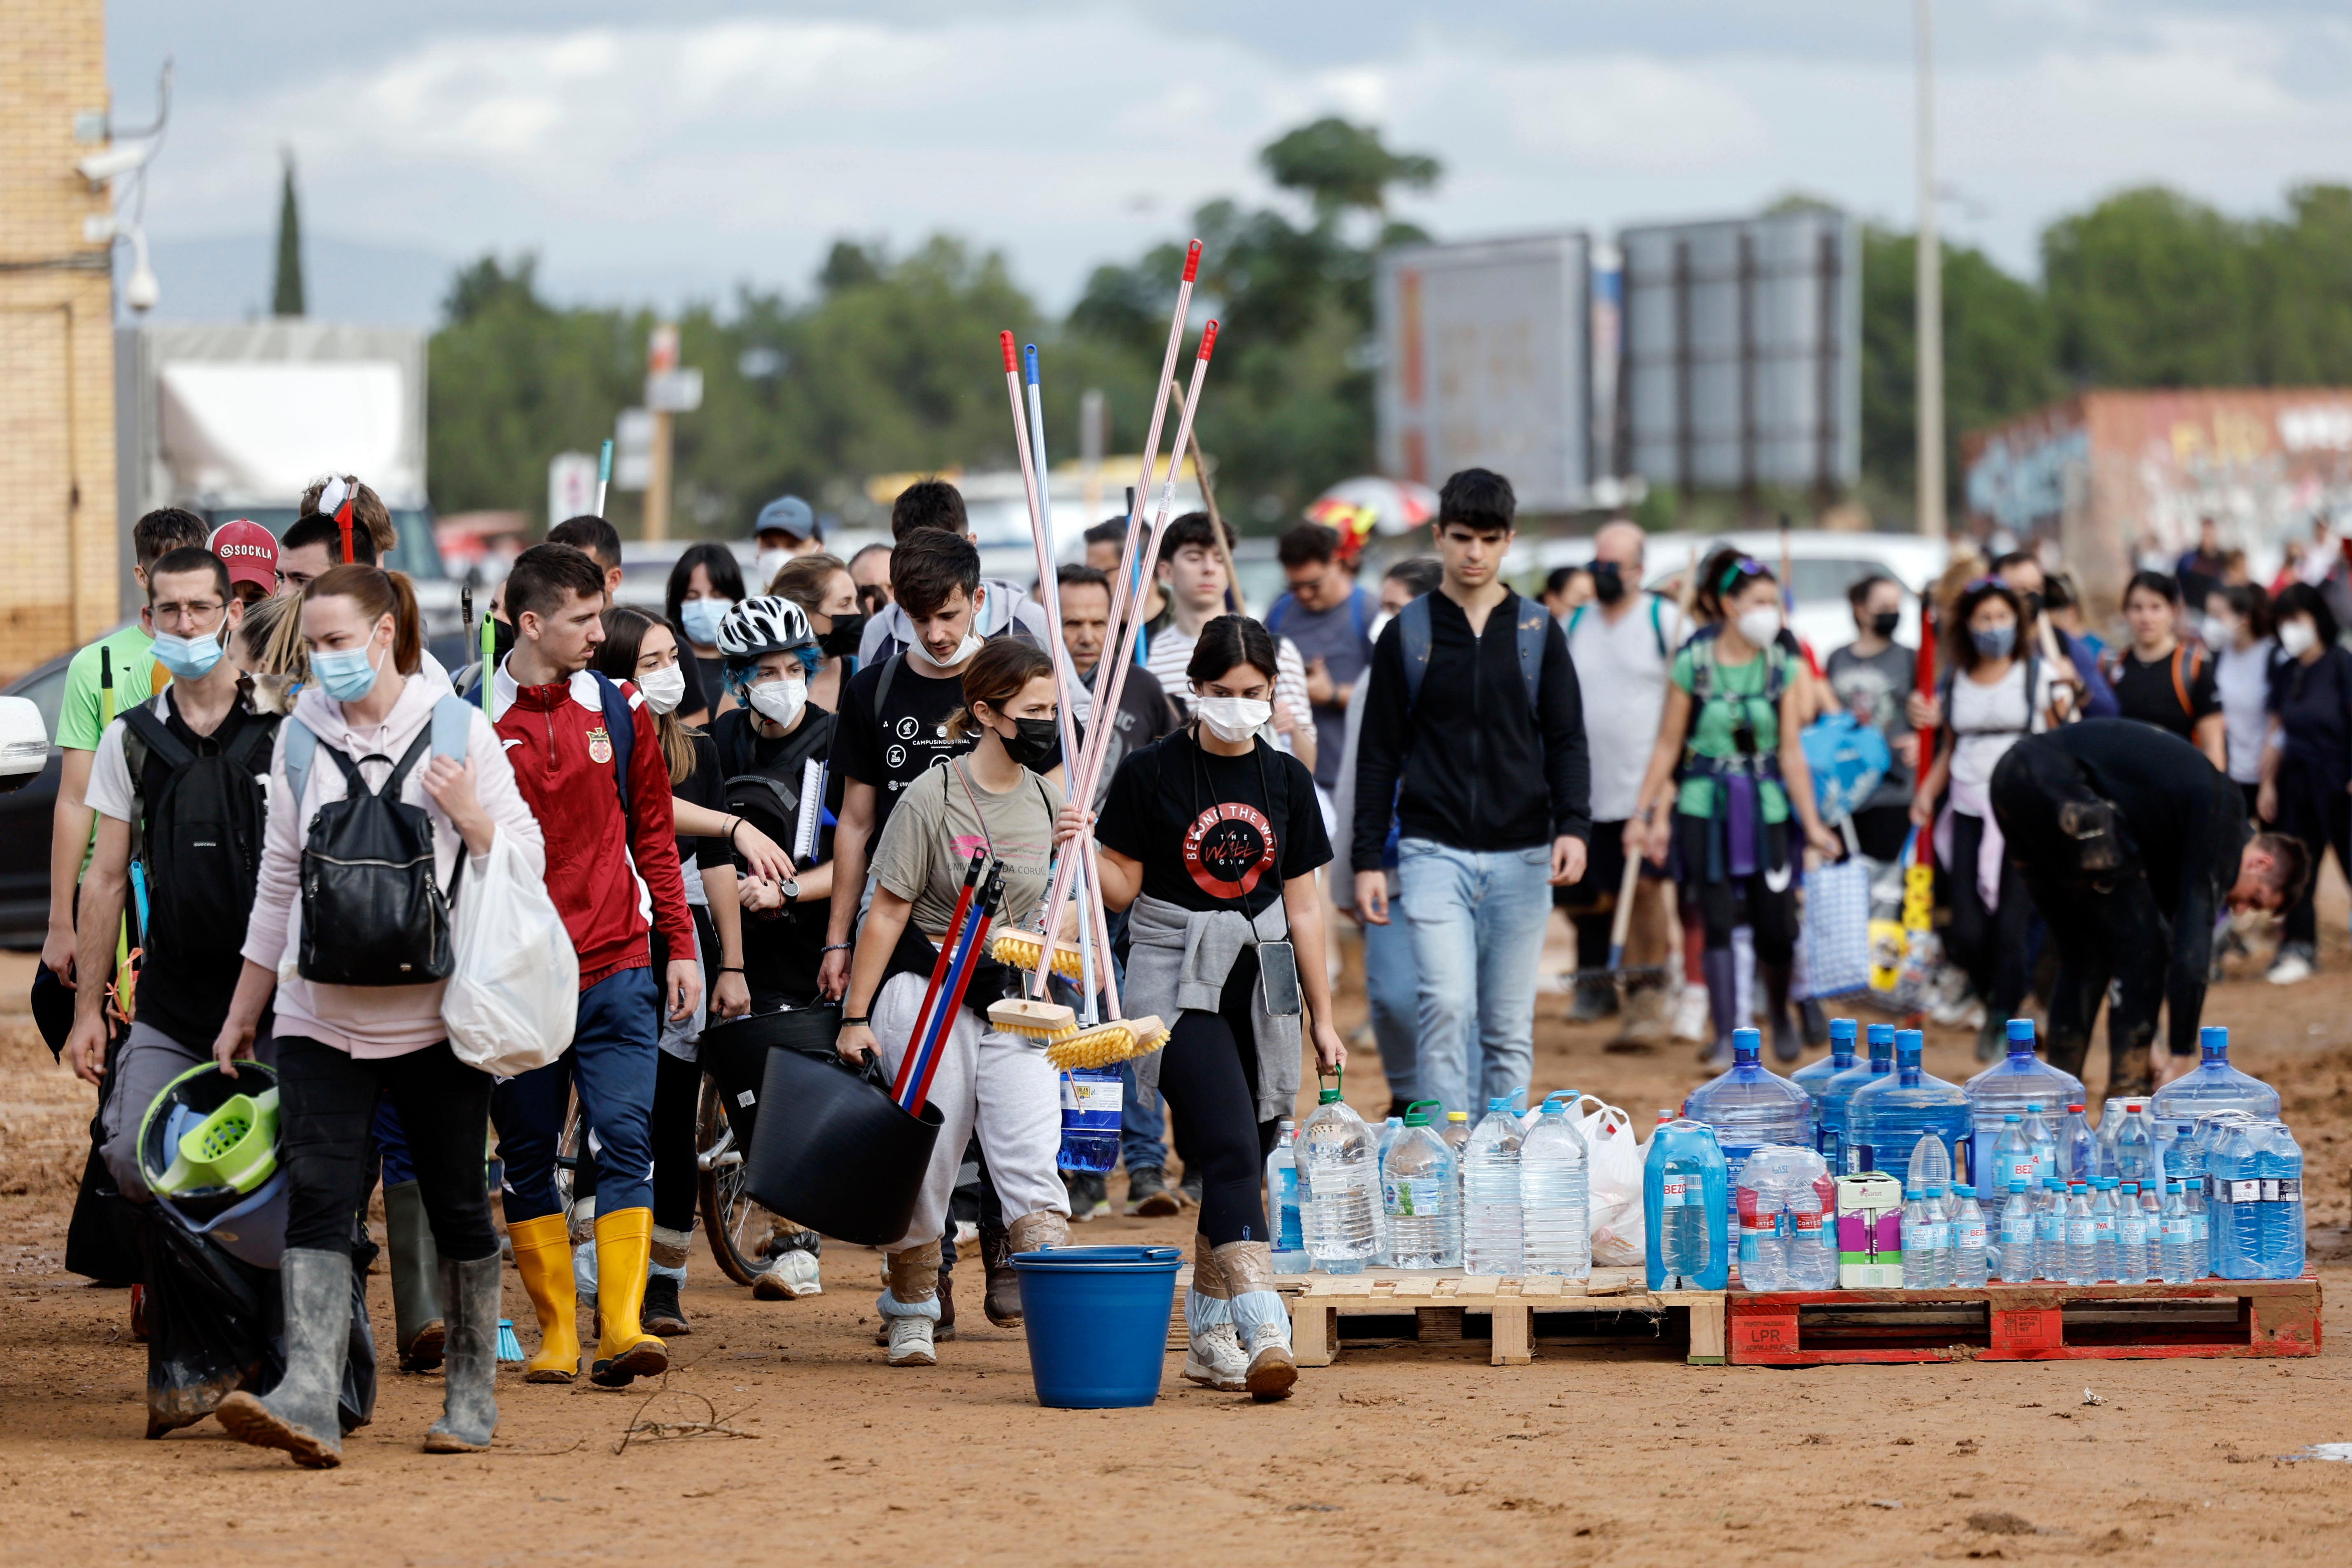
[1362,904,1421,1107]
[1396,839,1553,1117]
[493,966,661,1222]
[1118,1058,1168,1173]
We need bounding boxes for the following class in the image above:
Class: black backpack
[716,707,835,875]
[287,700,472,987]
[120,702,278,965]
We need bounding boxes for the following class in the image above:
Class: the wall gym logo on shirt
[1183,801,1276,899]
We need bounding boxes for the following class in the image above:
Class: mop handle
[1031,325,1219,945]
[906,870,1003,1115]
[595,437,613,518]
[897,869,987,1111]
[1094,241,1202,650]
[1604,847,1642,973]
[891,852,984,1101]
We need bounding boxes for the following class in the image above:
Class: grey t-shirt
[1825,640,1916,810]
[1267,585,1375,789]
[869,757,1059,937]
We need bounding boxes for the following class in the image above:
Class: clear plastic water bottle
[2036,1178,2069,1281]
[2112,1103,2161,1194]
[2179,1162,2210,1278]
[2261,1121,2305,1280]
[1963,1019,2087,1217]
[2209,1118,2261,1279]
[1818,1022,1897,1173]
[1380,1101,1459,1269]
[2021,1104,2058,1190]
[2158,1182,2194,1285]
[1987,1115,2036,1225]
[1900,1189,1931,1289]
[1738,1177,1783,1290]
[1847,1029,1969,1184]
[1461,1094,1526,1276]
[1441,1110,1472,1209]
[1906,1129,1953,1197]
[2115,1183,2147,1283]
[2057,1103,2097,1186]
[2151,1028,2281,1162]
[2094,1100,2125,1183]
[2090,1179,2120,1281]
[1684,1028,1813,1227]
[1266,1120,1308,1272]
[1300,1086,1379,1271]
[1519,1092,1590,1279]
[2064,1183,2098,1286]
[1997,1181,2035,1282]
[1784,1161,1837,1290]
[1792,1016,1858,1118]
[1951,1185,1989,1287]
[1925,1185,1955,1286]
[1372,1115,1405,1265]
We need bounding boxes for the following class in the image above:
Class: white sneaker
[752,1248,822,1300]
[2268,952,2315,986]
[1671,984,1711,1043]
[1182,1322,1249,1392]
[886,1315,936,1367]
[1238,1321,1297,1400]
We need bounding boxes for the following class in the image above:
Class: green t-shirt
[1670,640,1788,823]
[58,625,166,869]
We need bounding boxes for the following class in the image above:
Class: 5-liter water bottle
[1964,1019,2087,1218]
[1267,1120,1309,1272]
[1645,1118,1729,1290]
[2037,1178,2070,1281]
[2153,1028,2281,1164]
[1848,1029,1971,1183]
[2261,1121,2305,1280]
[2065,1183,2098,1286]
[1462,1094,1527,1276]
[2115,1183,2148,1282]
[1987,1115,2036,1225]
[1372,1115,1405,1265]
[1685,1028,1814,1225]
[1792,1017,1859,1119]
[1057,1067,1122,1173]
[2158,1182,2195,1283]
[2112,1103,2161,1193]
[1737,1178,1783,1290]
[1997,1181,2036,1282]
[2090,1179,2120,1281]
[1301,1087,1379,1271]
[2058,1104,2097,1185]
[2094,1100,2126,1183]
[1951,1185,1989,1286]
[1381,1101,1460,1269]
[1906,1129,1953,1197]
[2209,1118,2262,1279]
[1817,1022,1894,1171]
[1519,1092,1591,1279]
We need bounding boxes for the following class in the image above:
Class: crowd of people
[28,459,2331,1464]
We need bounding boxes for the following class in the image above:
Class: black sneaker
[1066,1171,1111,1222]
[641,1273,690,1337]
[1177,1168,1204,1210]
[1124,1166,1182,1217]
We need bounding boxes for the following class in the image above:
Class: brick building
[0,0,118,679]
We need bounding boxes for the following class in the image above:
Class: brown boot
[1214,1240,1296,1401]
[979,1221,1023,1328]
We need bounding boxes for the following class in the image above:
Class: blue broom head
[496,1318,524,1363]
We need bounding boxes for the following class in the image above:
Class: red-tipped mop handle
[1097,241,1202,642]
[891,852,984,1101]
[1028,323,1219,950]
[898,877,985,1113]
[907,868,1003,1115]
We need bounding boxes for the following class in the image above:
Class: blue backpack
[1396,592,1547,715]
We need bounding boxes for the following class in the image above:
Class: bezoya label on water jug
[1060,1078,1122,1115]
[1661,1175,1701,1208]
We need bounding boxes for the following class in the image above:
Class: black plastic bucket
[744,1041,942,1247]
[698,1005,842,1150]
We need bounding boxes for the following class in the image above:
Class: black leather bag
[298,729,457,987]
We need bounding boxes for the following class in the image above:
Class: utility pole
[1914,0,1946,539]
[644,324,677,541]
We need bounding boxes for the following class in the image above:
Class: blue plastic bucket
[1010,1246,1182,1409]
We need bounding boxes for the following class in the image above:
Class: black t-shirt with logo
[828,649,1063,856]
[1095,726,1331,915]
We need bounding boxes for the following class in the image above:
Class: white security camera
[75,141,154,186]
[0,695,49,795]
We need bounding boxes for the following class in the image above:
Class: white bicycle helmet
[716,595,817,668]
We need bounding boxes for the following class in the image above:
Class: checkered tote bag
[1803,854,1873,1000]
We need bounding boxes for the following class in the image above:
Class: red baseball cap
[209,519,280,593]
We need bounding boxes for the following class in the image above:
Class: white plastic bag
[442,828,578,1077]
[1575,1097,1646,1267]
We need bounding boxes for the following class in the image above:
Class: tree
[1260,117,1440,220]
[2249,184,2352,384]
[2044,187,2254,387]
[271,151,304,317]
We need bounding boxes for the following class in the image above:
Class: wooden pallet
[1727,1273,2322,1365]
[1273,1267,1728,1367]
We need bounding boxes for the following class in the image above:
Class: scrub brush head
[1047,1015,1171,1070]
[988,927,1087,980]
[987,996,1079,1042]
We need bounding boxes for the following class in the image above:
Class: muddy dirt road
[4,935,2351,1566]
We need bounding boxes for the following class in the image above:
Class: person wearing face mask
[769,551,867,713]
[1988,552,2115,719]
[752,493,824,589]
[1825,574,1919,863]
[2102,571,2225,769]
[1082,615,1343,1398]
[2256,583,2352,986]
[1627,553,1842,1067]
[209,561,543,1466]
[834,639,1076,1369]
[1559,521,1687,1036]
[1909,579,2063,1059]
[856,481,1054,665]
[664,540,746,722]
[2200,583,2277,818]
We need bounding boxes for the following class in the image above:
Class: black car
[0,645,73,948]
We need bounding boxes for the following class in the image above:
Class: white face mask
[2202,614,2237,649]
[637,663,687,714]
[747,675,807,728]
[913,631,984,671]
[2279,618,2319,657]
[1367,610,1394,645]
[756,548,791,588]
[1735,606,1782,650]
[1194,695,1272,742]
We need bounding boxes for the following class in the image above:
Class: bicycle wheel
[697,1074,767,1285]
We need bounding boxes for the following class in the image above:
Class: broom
[900,866,1004,1116]
[890,852,985,1105]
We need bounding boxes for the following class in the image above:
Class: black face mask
[997,716,1059,770]
[819,612,866,658]
[1870,610,1900,639]
[1591,561,1628,605]
[2021,590,2045,618]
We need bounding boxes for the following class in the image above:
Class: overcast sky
[103,0,2352,326]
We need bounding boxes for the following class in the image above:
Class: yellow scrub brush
[1048,1014,1171,1071]
[989,927,1089,981]
[987,996,1080,1043]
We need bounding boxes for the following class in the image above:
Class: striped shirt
[1145,620,1312,756]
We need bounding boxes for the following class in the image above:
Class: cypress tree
[272,151,305,317]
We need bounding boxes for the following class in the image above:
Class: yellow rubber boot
[508,1213,581,1384]
[590,1207,669,1387]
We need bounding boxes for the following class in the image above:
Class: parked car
[0,646,73,948]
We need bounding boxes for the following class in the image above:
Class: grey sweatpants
[99,1020,278,1199]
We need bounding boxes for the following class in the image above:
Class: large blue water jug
[1645,1118,1729,1291]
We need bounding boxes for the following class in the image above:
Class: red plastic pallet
[1727,1273,2320,1364]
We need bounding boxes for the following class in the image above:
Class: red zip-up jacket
[493,667,694,990]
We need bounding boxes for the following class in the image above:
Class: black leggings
[277,1036,497,1260]
[650,1048,702,1235]
[1155,949,1282,1248]
[1945,812,2033,1020]
[1674,812,1797,962]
